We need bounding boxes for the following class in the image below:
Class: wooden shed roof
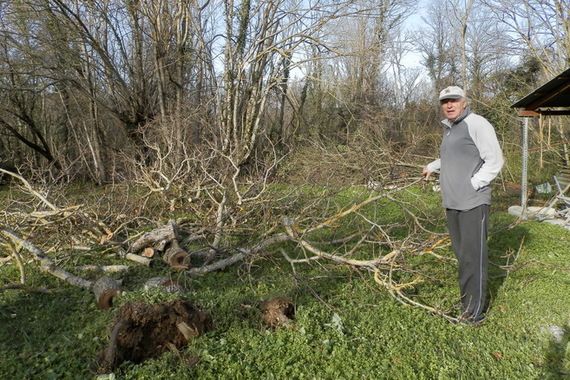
[511,67,570,116]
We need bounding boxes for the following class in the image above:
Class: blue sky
[401,0,428,71]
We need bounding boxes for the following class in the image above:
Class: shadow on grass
[0,286,107,378]
[487,217,529,311]
[543,324,570,379]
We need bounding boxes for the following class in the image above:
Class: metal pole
[521,117,529,217]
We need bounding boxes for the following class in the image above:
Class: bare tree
[0,0,221,181]
[416,1,459,92]
[463,4,510,101]
[416,0,512,106]
[326,0,414,106]
[446,0,474,88]
[482,0,570,76]
[0,4,61,170]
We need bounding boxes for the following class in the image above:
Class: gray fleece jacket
[427,108,504,210]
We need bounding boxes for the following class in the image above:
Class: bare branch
[0,168,58,211]
[0,227,92,290]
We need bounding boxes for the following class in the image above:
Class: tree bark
[92,276,122,310]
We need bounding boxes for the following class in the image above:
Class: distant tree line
[0,0,568,184]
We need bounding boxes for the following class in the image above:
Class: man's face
[440,97,466,122]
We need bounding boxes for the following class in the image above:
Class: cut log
[131,221,177,253]
[143,276,183,293]
[142,247,155,258]
[130,221,190,269]
[163,241,190,269]
[125,253,153,267]
[77,265,129,273]
[93,276,122,310]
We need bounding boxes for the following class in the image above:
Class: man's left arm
[468,116,504,190]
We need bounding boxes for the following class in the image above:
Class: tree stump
[93,276,122,310]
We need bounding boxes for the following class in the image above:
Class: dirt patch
[260,296,295,328]
[97,299,212,373]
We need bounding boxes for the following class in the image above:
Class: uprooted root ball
[260,296,295,328]
[97,299,212,373]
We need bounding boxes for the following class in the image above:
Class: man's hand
[422,166,432,181]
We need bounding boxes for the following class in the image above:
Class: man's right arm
[423,159,441,179]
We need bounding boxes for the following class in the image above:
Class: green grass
[1,187,570,379]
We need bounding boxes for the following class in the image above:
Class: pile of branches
[0,145,461,322]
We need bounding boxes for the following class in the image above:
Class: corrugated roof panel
[511,67,570,111]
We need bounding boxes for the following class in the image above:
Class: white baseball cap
[439,86,465,101]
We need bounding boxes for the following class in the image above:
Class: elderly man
[423,86,504,324]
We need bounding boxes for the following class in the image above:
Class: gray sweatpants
[446,204,489,320]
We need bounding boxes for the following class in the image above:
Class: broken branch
[0,227,93,289]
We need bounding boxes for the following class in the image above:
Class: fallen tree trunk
[77,265,130,273]
[0,227,93,290]
[187,233,290,275]
[1,227,123,310]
